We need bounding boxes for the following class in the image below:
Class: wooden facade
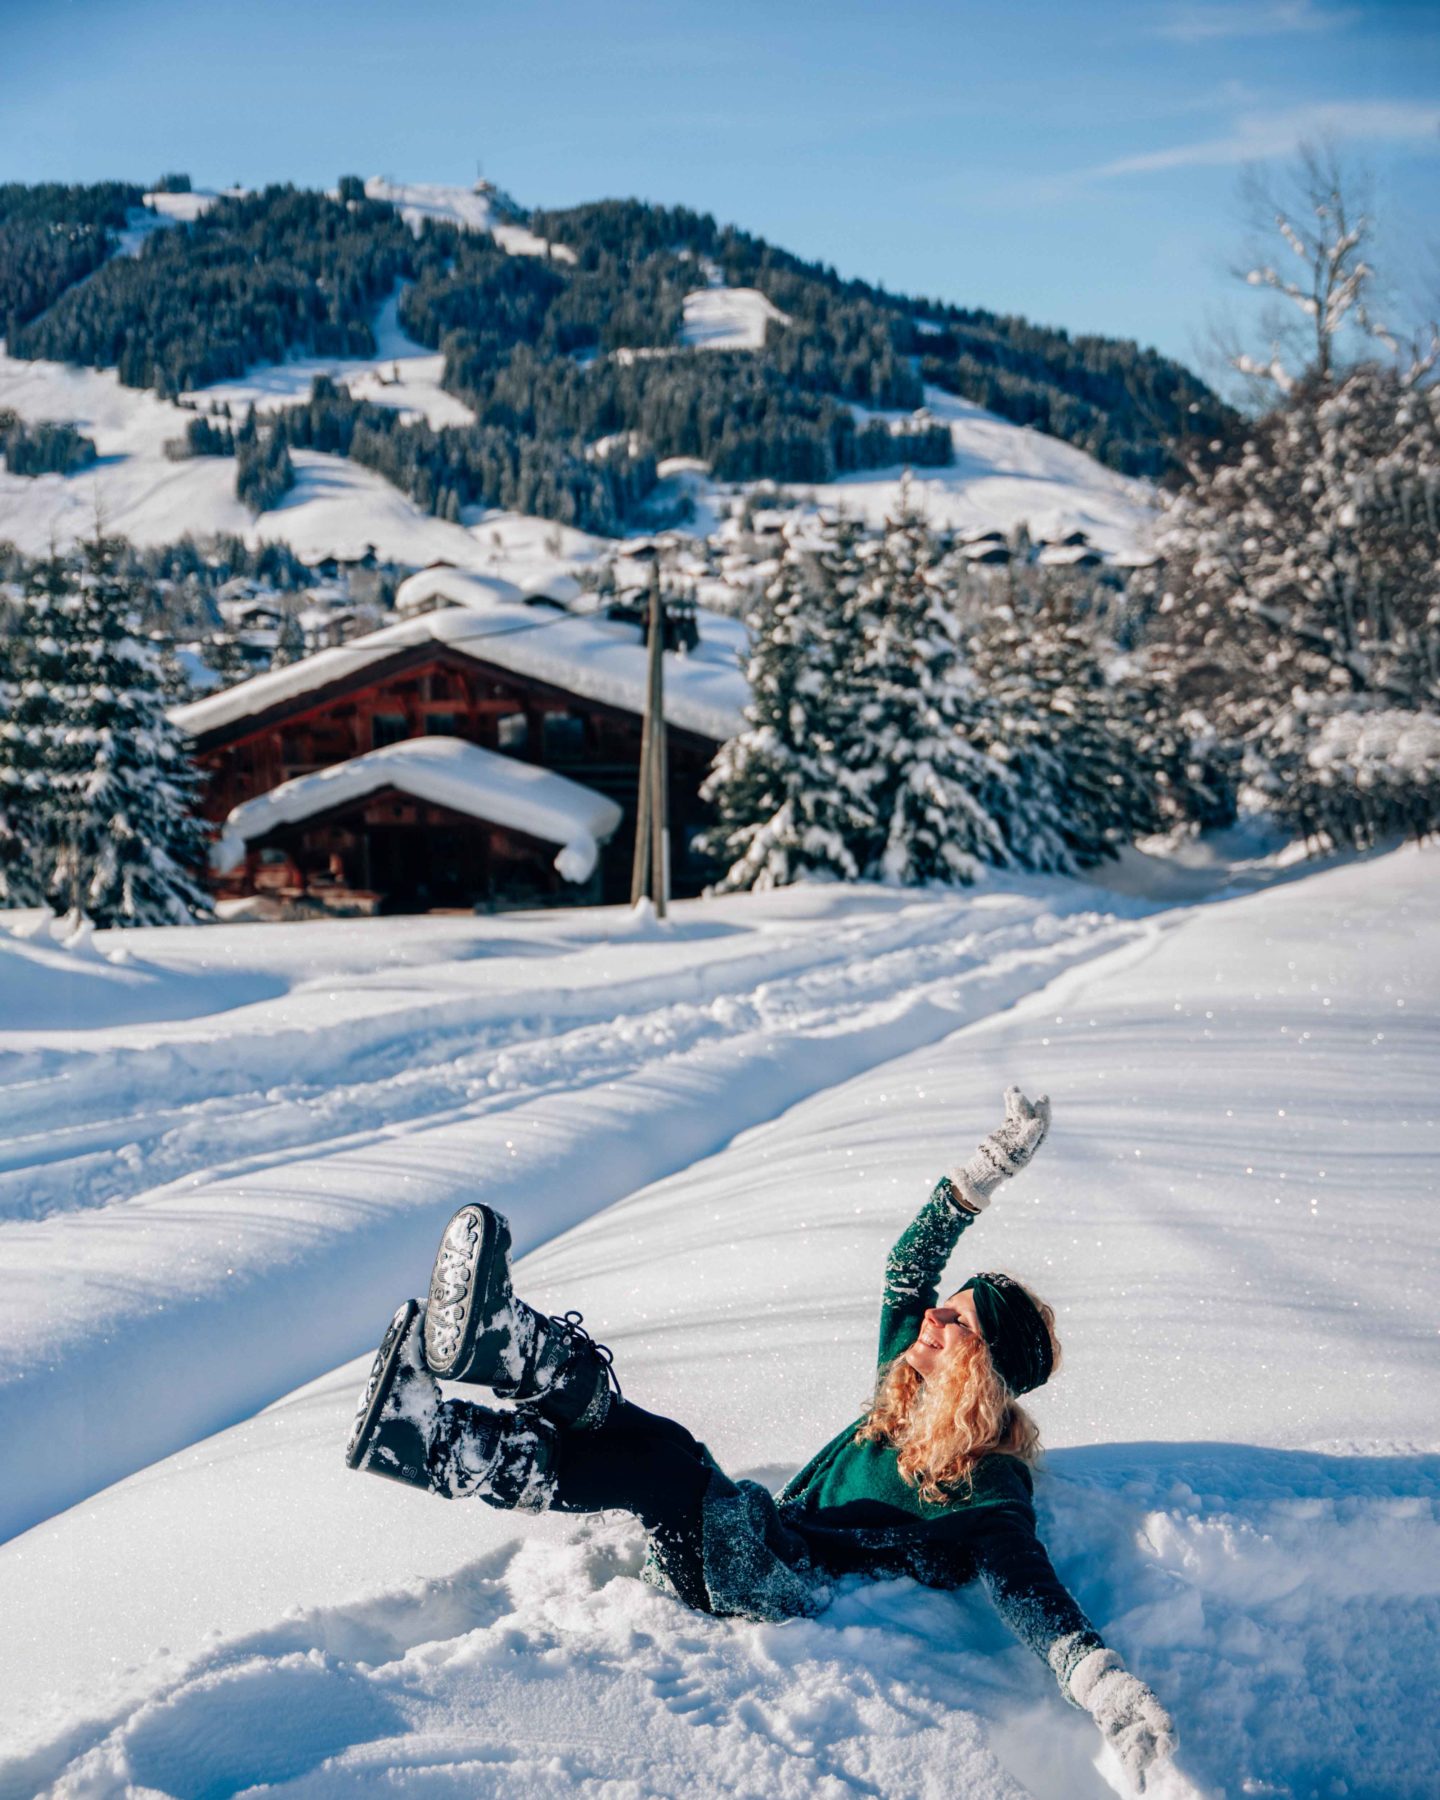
[190,645,724,913]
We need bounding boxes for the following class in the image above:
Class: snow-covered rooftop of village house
[213,736,623,885]
[171,576,750,744]
[393,566,585,617]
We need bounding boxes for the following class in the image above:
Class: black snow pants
[548,1400,716,1611]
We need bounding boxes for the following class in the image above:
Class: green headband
[960,1273,1053,1397]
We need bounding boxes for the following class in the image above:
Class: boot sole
[423,1205,512,1381]
[345,1298,420,1471]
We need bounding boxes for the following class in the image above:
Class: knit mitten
[948,1086,1051,1212]
[1070,1649,1177,1793]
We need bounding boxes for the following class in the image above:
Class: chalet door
[367,826,425,911]
[367,824,490,912]
[429,826,471,908]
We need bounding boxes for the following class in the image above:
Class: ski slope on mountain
[0,275,1152,567]
[825,388,1151,555]
[185,289,477,430]
[361,178,577,263]
[1,843,1435,1800]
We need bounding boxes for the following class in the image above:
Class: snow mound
[8,1447,1437,1798]
[681,286,790,352]
[0,927,284,1032]
[214,736,623,885]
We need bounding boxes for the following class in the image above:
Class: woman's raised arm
[876,1088,1051,1367]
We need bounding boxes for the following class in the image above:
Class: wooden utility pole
[629,568,669,915]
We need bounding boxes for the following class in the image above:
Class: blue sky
[3,0,1436,377]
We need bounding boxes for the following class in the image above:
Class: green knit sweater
[776,1180,1104,1698]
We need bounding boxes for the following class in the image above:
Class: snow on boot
[346,1299,560,1510]
[345,1298,434,1486]
[423,1203,619,1430]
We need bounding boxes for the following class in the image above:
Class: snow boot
[423,1203,619,1430]
[346,1299,560,1511]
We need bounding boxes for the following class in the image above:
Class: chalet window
[542,714,586,760]
[373,713,408,747]
[425,713,459,736]
[497,712,529,753]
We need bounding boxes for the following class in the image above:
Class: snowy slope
[185,288,477,430]
[0,327,1151,567]
[0,879,1146,1542]
[681,286,791,351]
[361,178,576,263]
[0,338,595,573]
[1,844,1436,1800]
[823,388,1152,555]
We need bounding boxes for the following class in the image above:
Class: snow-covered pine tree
[41,534,214,927]
[964,572,1173,872]
[1153,150,1440,848]
[0,601,46,908]
[700,513,873,889]
[846,485,1011,884]
[0,549,76,907]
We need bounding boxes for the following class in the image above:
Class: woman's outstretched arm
[968,1485,1177,1790]
[876,1088,1052,1368]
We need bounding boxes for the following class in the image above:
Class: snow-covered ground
[1,842,1436,1799]
[185,289,477,431]
[824,388,1152,556]
[361,178,576,263]
[681,286,791,352]
[0,317,1151,573]
[0,336,601,579]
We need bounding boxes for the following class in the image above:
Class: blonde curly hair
[855,1282,1061,1506]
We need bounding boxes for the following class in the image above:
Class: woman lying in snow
[347,1087,1177,1790]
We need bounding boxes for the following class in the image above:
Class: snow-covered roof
[395,566,588,618]
[1036,542,1103,567]
[172,577,749,744]
[213,736,622,885]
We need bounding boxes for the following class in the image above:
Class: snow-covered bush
[1245,694,1440,849]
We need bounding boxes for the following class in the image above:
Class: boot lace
[549,1310,622,1400]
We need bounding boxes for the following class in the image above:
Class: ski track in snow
[0,892,1137,1223]
[0,887,1155,1541]
[3,847,1437,1800]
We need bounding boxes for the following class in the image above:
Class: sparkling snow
[0,843,1436,1799]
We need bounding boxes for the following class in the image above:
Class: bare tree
[1232,143,1396,395]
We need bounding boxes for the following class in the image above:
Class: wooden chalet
[173,594,748,917]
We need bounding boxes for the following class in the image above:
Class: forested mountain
[3,179,1237,534]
